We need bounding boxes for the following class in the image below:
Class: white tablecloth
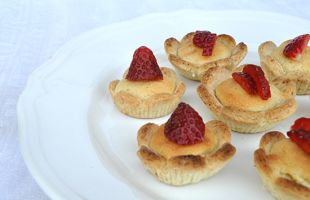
[1,0,309,199]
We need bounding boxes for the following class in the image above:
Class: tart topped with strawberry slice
[254,118,310,200]
[137,102,236,185]
[164,30,247,81]
[197,64,297,133]
[259,34,310,94]
[109,46,185,118]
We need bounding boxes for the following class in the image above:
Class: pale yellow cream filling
[271,41,310,74]
[177,38,232,65]
[215,78,285,112]
[114,68,176,99]
[271,139,310,188]
[149,124,218,159]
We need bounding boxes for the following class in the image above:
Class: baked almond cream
[148,124,218,159]
[270,139,310,188]
[215,78,285,112]
[114,68,176,99]
[177,36,233,65]
[254,130,310,200]
[271,41,310,73]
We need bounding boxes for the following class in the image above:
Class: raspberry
[192,31,217,56]
[164,102,205,145]
[242,64,271,100]
[287,117,310,154]
[283,34,310,60]
[232,72,257,95]
[125,46,163,81]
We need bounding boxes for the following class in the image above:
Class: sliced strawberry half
[193,31,217,56]
[164,102,205,145]
[126,46,163,81]
[243,64,271,100]
[193,31,211,48]
[287,117,310,154]
[283,34,310,60]
[232,72,257,95]
[291,117,310,132]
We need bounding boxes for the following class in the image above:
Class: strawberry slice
[232,72,257,95]
[164,102,205,145]
[287,117,310,154]
[193,31,217,56]
[291,117,310,132]
[126,46,163,81]
[243,64,271,100]
[283,34,310,60]
[193,31,211,48]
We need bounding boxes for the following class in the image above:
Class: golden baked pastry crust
[164,32,247,81]
[137,120,236,185]
[109,67,185,118]
[254,131,310,200]
[197,66,297,133]
[259,40,310,95]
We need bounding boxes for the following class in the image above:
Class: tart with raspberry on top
[259,34,310,94]
[164,30,247,81]
[137,102,236,185]
[109,46,185,118]
[197,64,297,133]
[254,117,310,200]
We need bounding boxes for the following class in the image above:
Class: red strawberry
[232,72,257,95]
[287,117,310,154]
[283,34,310,60]
[287,130,310,154]
[164,102,205,145]
[193,31,217,56]
[291,117,310,132]
[193,31,210,48]
[243,64,271,100]
[126,46,163,81]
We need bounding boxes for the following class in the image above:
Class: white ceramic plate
[18,10,310,200]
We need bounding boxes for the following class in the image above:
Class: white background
[1,0,310,199]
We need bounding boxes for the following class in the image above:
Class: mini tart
[109,67,185,118]
[137,120,236,186]
[254,131,310,200]
[164,32,247,81]
[259,40,310,95]
[197,66,297,133]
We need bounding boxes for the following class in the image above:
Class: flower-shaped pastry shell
[197,66,297,133]
[109,67,185,118]
[259,41,310,95]
[254,131,310,200]
[137,120,236,185]
[165,32,247,81]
